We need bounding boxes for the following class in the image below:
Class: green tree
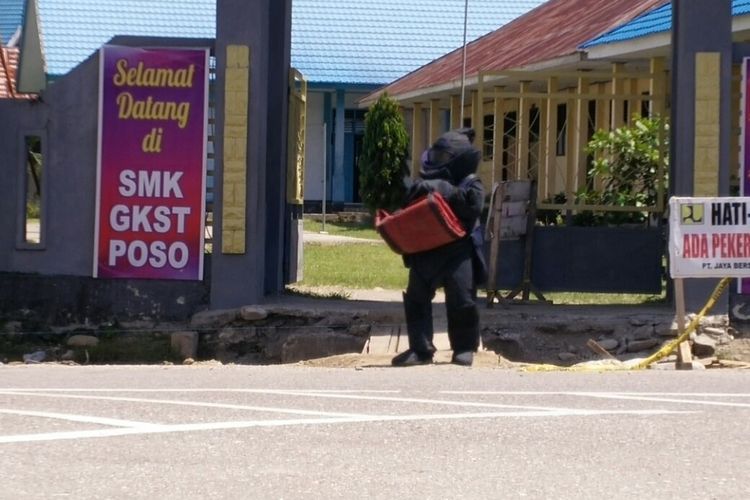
[358,93,410,213]
[577,115,669,225]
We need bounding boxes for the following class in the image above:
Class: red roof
[0,46,32,99]
[382,0,667,99]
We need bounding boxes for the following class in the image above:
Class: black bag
[469,223,488,286]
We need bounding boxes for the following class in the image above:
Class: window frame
[16,130,48,250]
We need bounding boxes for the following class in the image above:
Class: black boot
[402,292,437,355]
[391,349,433,366]
[447,305,480,366]
[451,350,474,366]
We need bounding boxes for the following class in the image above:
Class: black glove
[420,179,455,199]
[406,181,430,202]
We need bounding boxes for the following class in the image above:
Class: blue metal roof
[291,0,546,85]
[582,0,750,48]
[35,0,215,77]
[0,0,25,45]
[28,0,544,85]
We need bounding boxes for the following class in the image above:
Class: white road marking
[440,391,750,409]
[0,391,370,419]
[0,409,163,429]
[227,390,592,413]
[1,388,623,413]
[568,393,750,409]
[0,388,402,394]
[0,407,692,445]
[441,391,750,397]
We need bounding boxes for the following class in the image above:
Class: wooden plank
[499,217,527,239]
[677,341,694,370]
[492,86,505,187]
[611,62,626,129]
[450,94,461,130]
[485,183,505,304]
[586,339,615,359]
[491,91,655,100]
[503,181,531,201]
[543,77,558,199]
[536,203,660,212]
[410,102,424,179]
[517,82,530,179]
[429,99,441,144]
[674,278,693,370]
[481,69,655,80]
[574,77,589,191]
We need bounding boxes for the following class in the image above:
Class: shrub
[358,93,410,213]
[578,115,669,225]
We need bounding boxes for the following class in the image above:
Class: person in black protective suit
[391,129,486,367]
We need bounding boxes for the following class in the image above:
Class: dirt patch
[300,350,515,369]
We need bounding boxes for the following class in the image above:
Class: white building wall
[302,89,376,204]
[304,92,325,201]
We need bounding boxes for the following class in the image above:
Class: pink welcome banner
[94,46,209,280]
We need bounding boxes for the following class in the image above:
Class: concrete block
[67,335,99,348]
[171,331,198,359]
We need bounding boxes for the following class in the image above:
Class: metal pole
[459,0,469,125]
[320,122,328,233]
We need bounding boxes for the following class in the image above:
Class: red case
[375,192,466,255]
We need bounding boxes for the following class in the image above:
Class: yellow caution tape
[520,277,731,372]
[631,277,730,370]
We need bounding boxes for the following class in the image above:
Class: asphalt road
[1,364,749,499]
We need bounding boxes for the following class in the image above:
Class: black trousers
[403,240,480,354]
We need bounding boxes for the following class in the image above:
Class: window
[19,135,44,247]
[529,105,540,144]
[641,92,651,118]
[556,104,567,156]
[483,114,494,160]
[502,111,517,167]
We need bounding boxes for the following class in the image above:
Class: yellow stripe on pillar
[693,52,721,197]
[222,44,250,254]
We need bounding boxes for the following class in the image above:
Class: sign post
[668,196,750,367]
[93,46,209,280]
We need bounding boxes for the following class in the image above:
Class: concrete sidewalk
[290,229,688,365]
[270,283,679,363]
[303,231,384,245]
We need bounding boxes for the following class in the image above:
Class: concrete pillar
[671,0,732,311]
[649,57,667,211]
[573,77,589,191]
[429,99,442,144]
[543,78,558,198]
[211,0,292,308]
[450,95,461,129]
[332,89,346,204]
[611,63,626,129]
[492,87,506,187]
[410,102,424,178]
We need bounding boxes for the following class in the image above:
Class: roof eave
[364,52,586,108]
[584,13,750,61]
[584,32,671,61]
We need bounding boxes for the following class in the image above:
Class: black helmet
[422,130,480,182]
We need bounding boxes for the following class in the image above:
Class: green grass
[303,218,380,240]
[300,243,666,305]
[298,218,667,305]
[490,290,666,306]
[300,243,407,289]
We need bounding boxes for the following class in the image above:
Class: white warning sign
[669,197,750,278]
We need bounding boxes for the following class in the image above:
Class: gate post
[210,0,293,308]
[670,0,732,311]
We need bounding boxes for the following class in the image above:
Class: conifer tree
[358,93,409,213]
